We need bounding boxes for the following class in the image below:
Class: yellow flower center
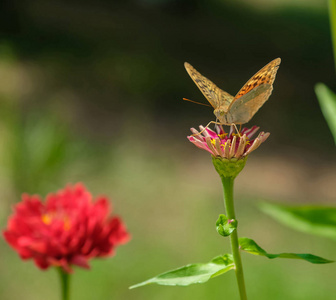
[41,213,71,231]
[210,133,250,149]
[41,213,52,225]
[218,133,227,139]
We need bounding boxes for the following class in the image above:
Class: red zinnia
[3,183,130,273]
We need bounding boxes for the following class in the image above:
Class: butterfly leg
[232,123,240,136]
[191,120,223,137]
[230,123,242,138]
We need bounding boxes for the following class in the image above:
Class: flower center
[210,134,250,149]
[218,133,227,139]
[41,213,52,225]
[41,213,71,230]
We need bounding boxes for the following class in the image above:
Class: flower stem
[58,268,70,300]
[221,176,247,300]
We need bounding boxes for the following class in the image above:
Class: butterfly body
[184,58,281,125]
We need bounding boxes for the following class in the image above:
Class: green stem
[58,268,70,300]
[329,0,336,71]
[221,176,247,300]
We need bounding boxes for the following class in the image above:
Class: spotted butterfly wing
[184,62,234,111]
[228,58,281,124]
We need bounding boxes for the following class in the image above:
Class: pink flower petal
[188,125,269,159]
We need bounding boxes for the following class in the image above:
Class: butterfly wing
[228,58,281,124]
[228,83,273,124]
[184,62,234,110]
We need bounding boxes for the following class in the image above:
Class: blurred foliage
[0,0,334,151]
[315,83,336,143]
[0,101,74,196]
[313,0,336,144]
[260,202,336,240]
[0,98,113,199]
[262,0,336,246]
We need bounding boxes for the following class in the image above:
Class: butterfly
[184,58,281,125]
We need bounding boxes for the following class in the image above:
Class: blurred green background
[0,0,335,299]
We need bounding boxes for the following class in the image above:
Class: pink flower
[3,183,130,273]
[188,125,270,159]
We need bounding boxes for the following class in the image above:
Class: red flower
[3,183,130,273]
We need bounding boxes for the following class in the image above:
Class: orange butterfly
[184,58,281,125]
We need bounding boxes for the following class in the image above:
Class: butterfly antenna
[183,98,212,107]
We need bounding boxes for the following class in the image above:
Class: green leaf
[328,0,336,71]
[216,214,237,237]
[315,83,336,144]
[239,237,333,264]
[129,254,234,289]
[260,202,336,240]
